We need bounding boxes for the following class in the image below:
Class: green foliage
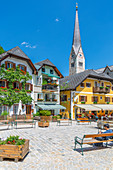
[0,64,33,108]
[42,79,47,85]
[39,110,51,116]
[0,46,5,55]
[1,111,9,116]
[33,111,40,117]
[0,136,25,145]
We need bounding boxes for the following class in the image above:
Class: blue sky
[0,0,113,76]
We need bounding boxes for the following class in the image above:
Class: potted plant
[0,136,29,162]
[52,116,57,122]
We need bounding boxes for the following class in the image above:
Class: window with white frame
[14,105,18,115]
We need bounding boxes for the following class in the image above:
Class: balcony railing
[93,87,110,93]
[42,84,58,92]
[37,99,57,103]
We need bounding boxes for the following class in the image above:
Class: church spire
[69,3,85,75]
[73,3,81,55]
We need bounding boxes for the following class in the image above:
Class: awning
[49,105,66,110]
[93,104,113,111]
[38,104,66,110]
[75,104,101,111]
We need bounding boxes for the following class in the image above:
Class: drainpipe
[71,91,76,120]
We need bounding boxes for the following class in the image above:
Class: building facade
[69,3,85,76]
[60,69,113,119]
[0,46,37,116]
[34,59,65,115]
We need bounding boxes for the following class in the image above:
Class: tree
[0,46,5,55]
[0,64,33,113]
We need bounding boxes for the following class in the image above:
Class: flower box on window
[26,90,31,93]
[100,86,104,89]
[107,102,110,104]
[93,101,97,104]
[81,102,85,104]
[14,88,20,92]
[37,99,43,101]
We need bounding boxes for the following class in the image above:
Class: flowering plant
[0,136,25,145]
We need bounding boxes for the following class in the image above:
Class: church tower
[69,3,85,75]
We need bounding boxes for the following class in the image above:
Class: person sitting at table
[94,124,112,147]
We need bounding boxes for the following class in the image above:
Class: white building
[0,46,37,116]
[34,59,65,115]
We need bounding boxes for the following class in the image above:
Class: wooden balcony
[42,84,58,92]
[93,87,110,94]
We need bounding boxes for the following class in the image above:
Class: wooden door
[26,105,31,115]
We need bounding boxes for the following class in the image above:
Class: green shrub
[40,110,51,116]
[57,115,60,119]
[52,116,57,119]
[1,111,9,116]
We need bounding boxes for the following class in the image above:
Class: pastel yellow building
[60,69,113,120]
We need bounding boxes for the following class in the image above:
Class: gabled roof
[0,46,37,74]
[35,59,55,67]
[60,69,113,90]
[0,46,29,60]
[35,59,63,78]
[95,65,113,73]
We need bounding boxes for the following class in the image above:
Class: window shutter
[85,96,87,102]
[5,61,7,69]
[31,84,33,91]
[19,82,21,89]
[79,96,81,102]
[97,97,98,102]
[112,98,113,102]
[13,63,16,70]
[105,97,107,102]
[92,96,94,102]
[6,81,9,88]
[109,97,110,102]
[25,66,27,72]
[18,64,20,69]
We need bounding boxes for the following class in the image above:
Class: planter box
[0,139,29,162]
[52,118,57,122]
[38,121,49,127]
[40,116,52,122]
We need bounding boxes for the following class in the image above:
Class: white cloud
[55,18,59,22]
[21,42,37,49]
[21,42,28,45]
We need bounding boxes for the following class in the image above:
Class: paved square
[0,121,113,170]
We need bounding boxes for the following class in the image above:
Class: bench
[14,119,36,129]
[0,120,11,130]
[57,119,72,126]
[77,118,91,124]
[75,133,113,155]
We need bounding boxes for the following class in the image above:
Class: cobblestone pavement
[0,121,113,170]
